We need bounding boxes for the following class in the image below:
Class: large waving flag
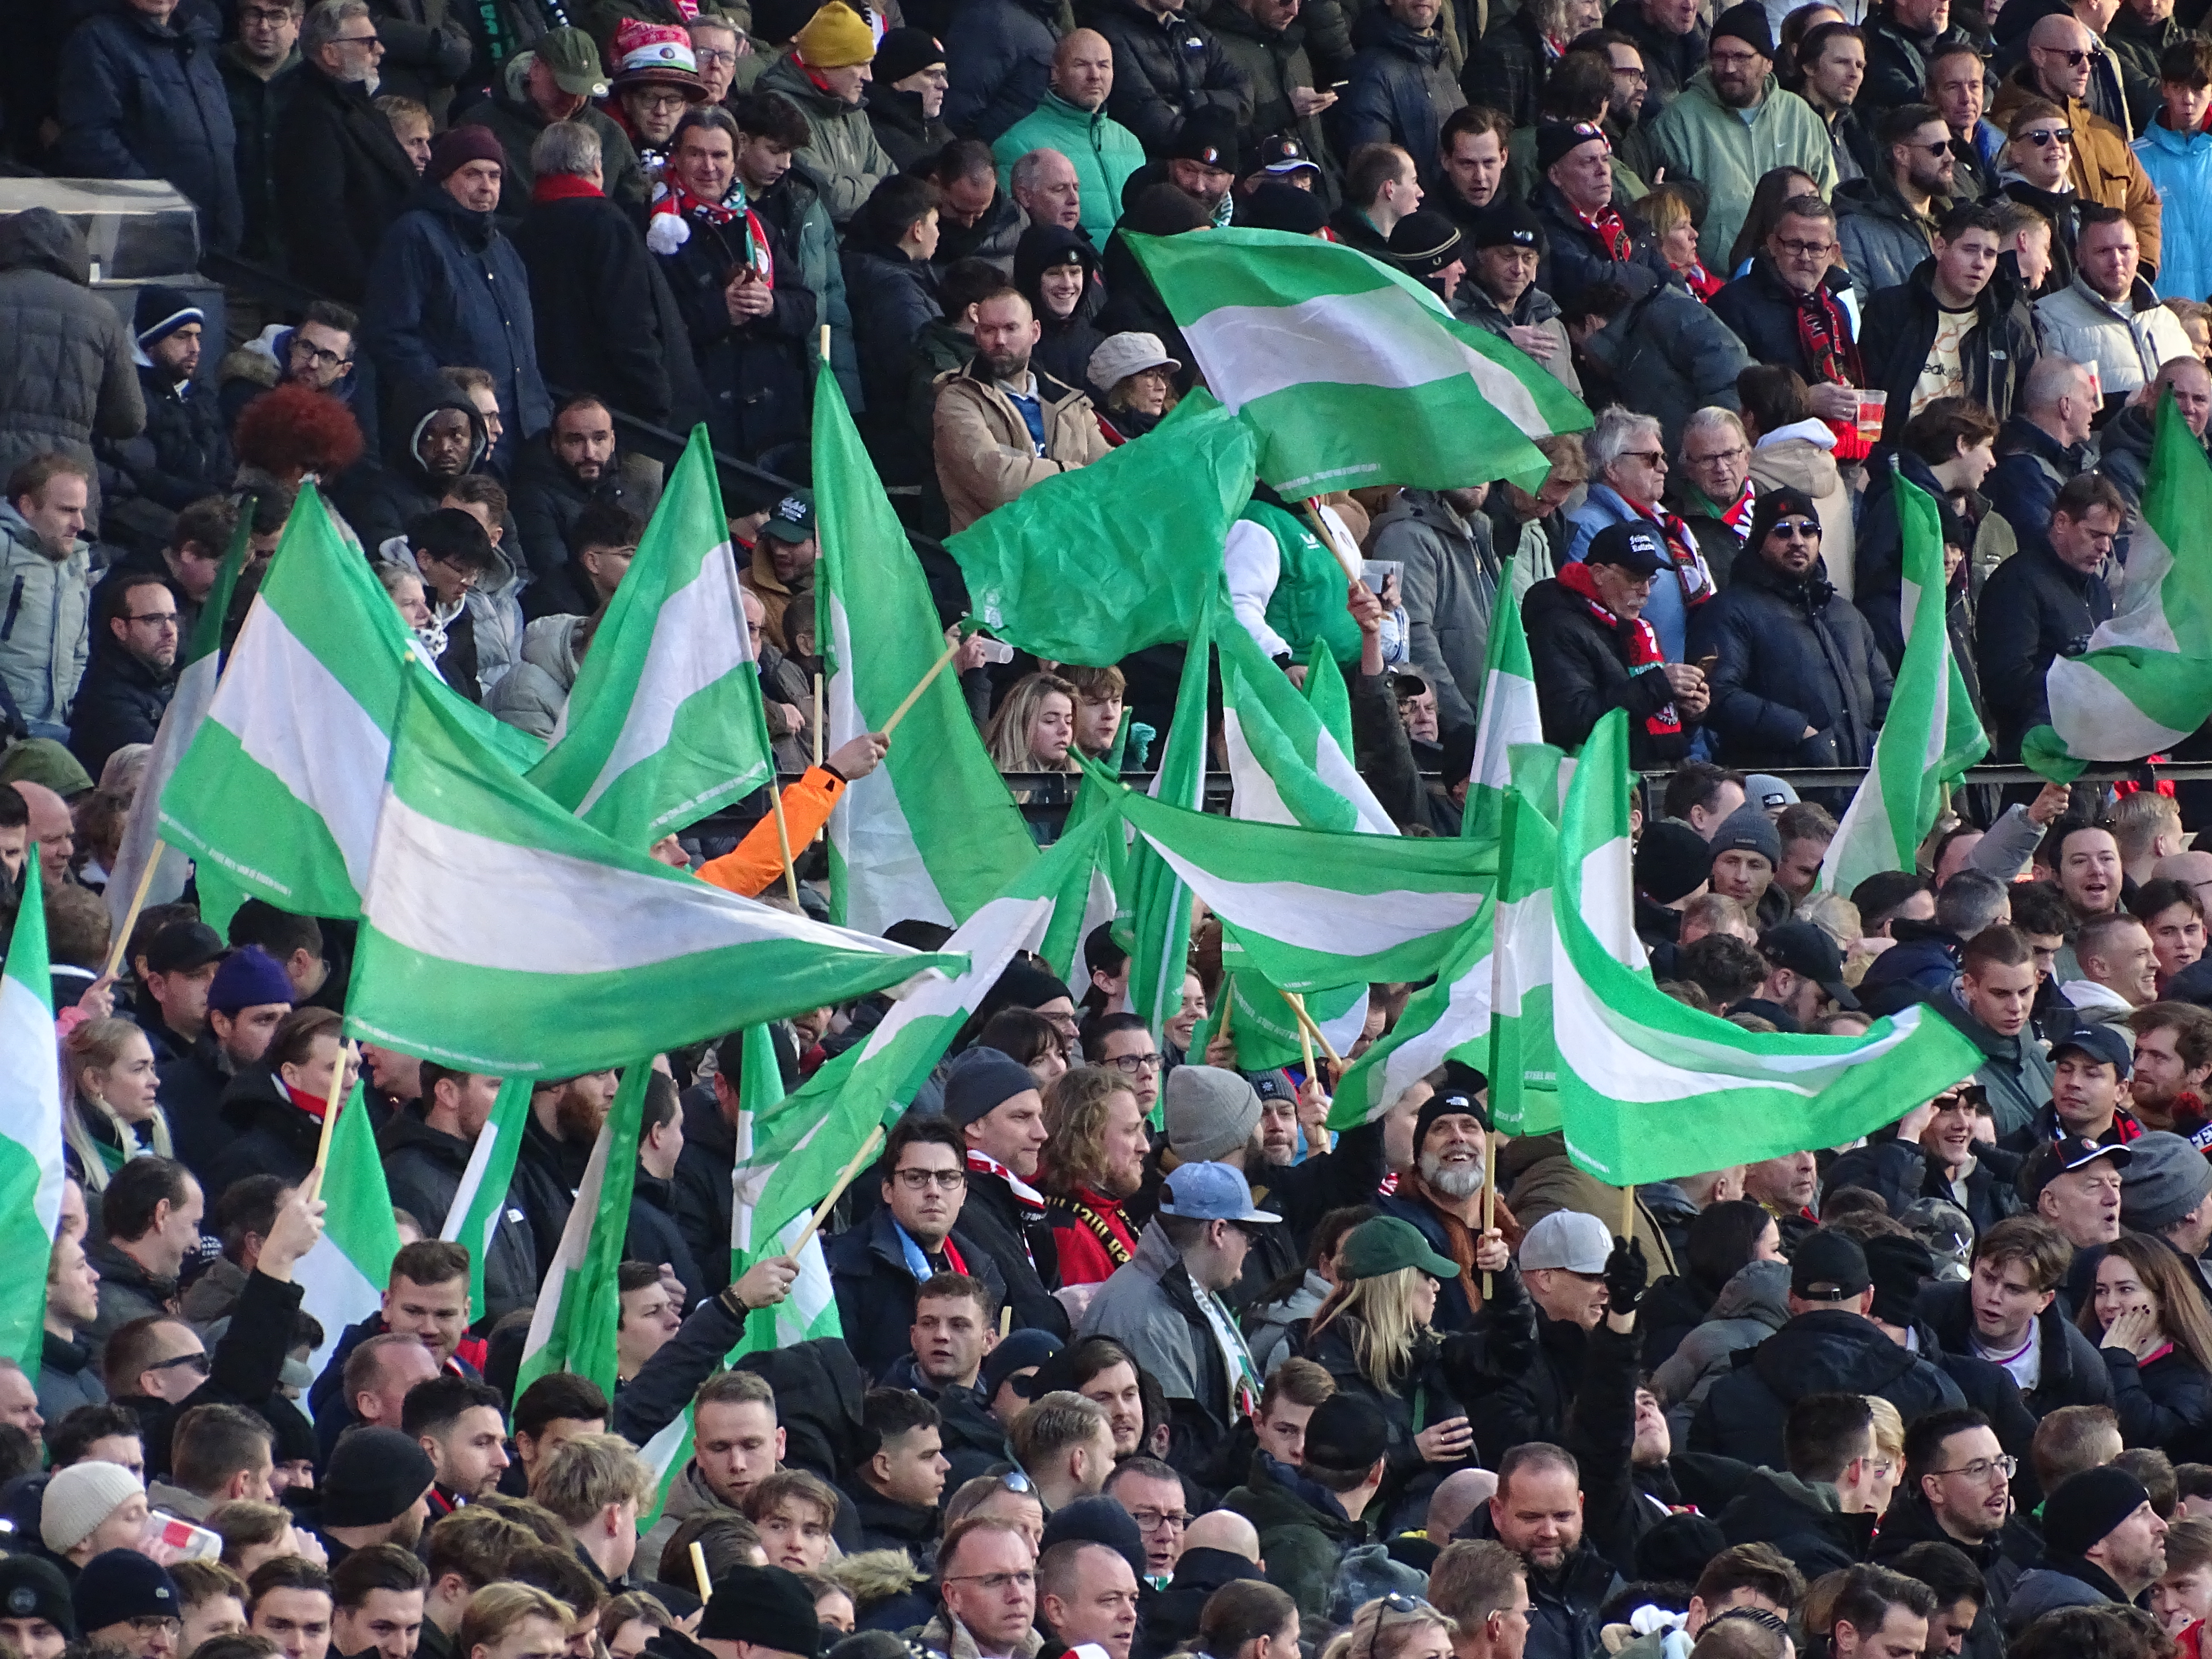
[1460,555,1543,853]
[947,395,1257,663]
[159,486,541,918]
[439,1075,533,1322]
[516,1063,648,1400]
[1040,760,1125,989]
[1821,468,1987,894]
[107,504,249,936]
[346,665,958,1075]
[1488,754,1569,1135]
[0,856,67,1368]
[2024,393,2212,780]
[294,1080,402,1372]
[814,361,1036,933]
[1328,899,1494,1128]
[1118,596,1216,1043]
[1551,711,1982,1184]
[1128,229,1591,499]
[1218,618,1396,835]
[530,429,773,846]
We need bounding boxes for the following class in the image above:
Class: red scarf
[967,1148,1046,1212]
[532,173,603,205]
[284,1080,333,1120]
[1794,280,1871,460]
[1718,477,1757,543]
[1557,561,1681,738]
[650,183,775,286]
[1681,260,1722,302]
[1577,204,1634,264]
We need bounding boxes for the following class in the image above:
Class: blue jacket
[943,0,1064,141]
[55,2,242,253]
[1567,483,1696,661]
[362,183,552,453]
[2134,119,2212,310]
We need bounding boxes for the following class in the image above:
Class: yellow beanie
[795,1,875,67]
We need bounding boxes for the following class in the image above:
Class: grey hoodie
[1653,1257,1791,1445]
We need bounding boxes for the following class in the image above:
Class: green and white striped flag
[815,361,1036,933]
[1461,555,1542,854]
[346,664,959,1076]
[0,856,67,1368]
[1190,976,1368,1075]
[516,1063,649,1399]
[1487,748,1577,1137]
[439,1075,533,1322]
[530,429,773,846]
[107,504,249,935]
[1118,786,1493,990]
[2023,391,2212,780]
[159,485,542,917]
[1551,710,1982,1184]
[1328,897,1495,1128]
[1118,593,1216,1044]
[1822,469,1986,894]
[1128,229,1592,499]
[294,1079,402,1372]
[1219,616,1396,835]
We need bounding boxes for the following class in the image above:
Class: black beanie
[1415,1065,1489,1153]
[1862,1232,1936,1327]
[2044,1466,2154,1558]
[1745,486,1822,556]
[320,1428,436,1527]
[1636,819,1714,905]
[1039,1495,1148,1583]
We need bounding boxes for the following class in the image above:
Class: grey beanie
[2122,1131,2212,1232]
[1164,1065,1264,1163]
[942,1046,1039,1128]
[1711,803,1781,867]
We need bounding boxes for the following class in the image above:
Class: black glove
[1604,1235,1648,1316]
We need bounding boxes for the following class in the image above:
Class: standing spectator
[1861,0,1978,110]
[362,127,553,464]
[1709,194,1866,442]
[1836,103,1956,302]
[1456,203,1580,395]
[1736,366,1857,597]
[55,0,243,255]
[221,0,303,268]
[1339,0,1467,185]
[1852,399,2000,670]
[509,399,661,609]
[1650,6,1836,272]
[1531,122,1675,301]
[758,3,899,227]
[2131,40,2212,309]
[1860,203,2037,445]
[1976,471,2123,761]
[1462,1445,1626,1659]
[1465,0,1595,129]
[1997,102,2087,299]
[1330,140,1423,252]
[1567,406,1716,660]
[992,32,1148,251]
[1639,183,1723,300]
[1604,0,1706,111]
[1367,483,1501,740]
[689,16,742,105]
[1431,104,1511,230]
[275,0,423,305]
[1794,23,1876,185]
[1689,486,1892,772]
[1990,14,2163,271]
[602,20,711,179]
[1983,354,2097,559]
[460,27,649,215]
[2032,206,2193,402]
[943,0,1067,142]
[0,457,95,742]
[1205,0,1338,185]
[2098,353,2211,515]
[932,287,1109,530]
[868,29,953,170]
[103,288,231,533]
[1089,0,1253,158]
[514,122,701,433]
[846,175,948,474]
[1668,407,1755,566]
[1563,275,1755,455]
[2112,0,2197,132]
[1009,150,1087,237]
[69,573,177,781]
[1930,41,2002,200]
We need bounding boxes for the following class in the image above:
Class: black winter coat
[510,1112,585,1280]
[105,367,232,515]
[1522,576,1694,767]
[69,642,171,780]
[1860,258,2038,448]
[957,1169,1069,1338]
[1688,1309,1967,1466]
[273,60,422,303]
[2104,1341,2212,1458]
[1825,1136,2022,1242]
[1531,178,1675,303]
[1090,0,1253,155]
[825,1204,1008,1380]
[1204,0,1337,189]
[652,205,815,465]
[609,1287,750,1449]
[1917,1279,2113,1421]
[1860,7,1980,108]
[364,0,473,124]
[671,1083,739,1298]
[1462,10,1548,125]
[867,86,953,172]
[1717,1467,1874,1578]
[1338,9,1464,183]
[1458,1504,1624,1659]
[1973,538,2112,759]
[378,1109,540,1319]
[943,0,1064,141]
[1983,410,2093,563]
[205,1077,321,1196]
[55,2,242,253]
[219,48,297,264]
[332,381,492,555]
[845,241,945,421]
[512,187,701,431]
[509,440,663,615]
[628,1172,703,1311]
[1708,257,1860,387]
[1688,548,1893,770]
[1579,279,1752,453]
[1867,1490,2026,1659]
[1603,0,1706,111]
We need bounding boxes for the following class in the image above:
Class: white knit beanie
[41,1460,143,1554]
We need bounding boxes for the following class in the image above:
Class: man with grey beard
[1375,1064,1501,1334]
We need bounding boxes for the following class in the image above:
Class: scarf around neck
[1557,560,1682,737]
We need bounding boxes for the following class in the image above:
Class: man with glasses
[1991,13,2162,266]
[1526,521,1707,765]
[931,1518,1041,1659]
[1866,1409,2030,1626]
[829,1118,1005,1379]
[1104,1458,1190,1580]
[77,1552,186,1659]
[1670,408,1754,568]
[276,0,422,302]
[1711,196,1869,435]
[689,18,745,104]
[220,0,302,263]
[68,573,178,777]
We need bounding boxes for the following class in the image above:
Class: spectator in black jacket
[1861,0,1981,109]
[1453,1442,1625,1659]
[332,378,491,556]
[1854,400,2000,672]
[1708,194,1868,432]
[1688,485,1892,772]
[275,0,425,303]
[1982,354,2098,563]
[1464,0,1582,128]
[104,288,232,541]
[1090,0,1253,157]
[510,401,660,616]
[1860,206,2039,453]
[1523,519,1710,767]
[510,1070,618,1273]
[671,1030,796,1300]
[1714,1393,1886,1578]
[1603,0,1706,109]
[845,175,949,463]
[867,28,954,169]
[1917,1216,2115,1420]
[943,1045,1071,1339]
[629,1071,703,1309]
[1339,0,1467,184]
[1531,121,1676,301]
[220,0,301,267]
[1976,469,2122,760]
[69,570,176,781]
[378,1063,539,1321]
[943,0,1065,141]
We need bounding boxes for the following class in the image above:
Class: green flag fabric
[0,856,66,1368]
[529,428,774,845]
[1191,976,1368,1074]
[814,360,1036,932]
[439,1076,533,1322]
[107,502,249,934]
[1128,229,1591,499]
[1460,554,1543,853]
[1488,767,1567,1136]
[1218,616,1397,834]
[1119,593,1216,1041]
[2023,393,2212,780]
[1820,466,1988,893]
[947,396,1257,663]
[1550,711,1982,1185]
[293,1079,402,1372]
[1328,899,1495,1128]
[515,1063,649,1399]
[346,664,958,1075]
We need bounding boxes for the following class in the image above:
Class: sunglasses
[2036,45,2091,64]
[148,1350,212,1375]
[2018,126,2074,145]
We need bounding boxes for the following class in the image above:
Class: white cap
[1519,1209,1613,1275]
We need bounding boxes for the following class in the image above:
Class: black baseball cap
[144,919,227,975]
[2017,1135,2133,1207]
[1790,1229,1871,1301]
[1583,522,1670,576]
[1760,922,1860,1011]
[2052,1023,2133,1079]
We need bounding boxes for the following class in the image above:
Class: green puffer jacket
[1648,71,1837,282]
[990,90,1147,253]
[759,52,899,227]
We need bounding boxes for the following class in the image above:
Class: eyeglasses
[1106,1052,1161,1076]
[1612,64,1649,80]
[239,5,296,21]
[2035,45,2091,64]
[1774,237,1835,257]
[291,339,350,368]
[1684,445,1748,467]
[125,610,181,626]
[694,46,740,64]
[332,29,382,45]
[634,89,691,111]
[1770,518,1822,538]
[149,1350,212,1375]
[894,1168,966,1190]
[1933,1455,2017,1483]
[945,1572,1036,1593]
[1128,1508,1191,1534]
[2018,126,2074,146]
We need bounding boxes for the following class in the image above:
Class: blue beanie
[207,944,295,1016]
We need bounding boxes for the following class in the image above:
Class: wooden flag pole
[766,772,803,909]
[103,843,166,979]
[1284,991,1344,1071]
[790,1125,887,1256]
[304,1040,358,1202]
[1620,1182,1636,1243]
[1291,990,1318,1085]
[1479,1132,1496,1301]
[690,1541,713,1599]
[819,325,831,364]
[881,636,964,738]
[1298,499,1363,583]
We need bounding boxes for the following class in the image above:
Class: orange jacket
[695,765,844,898]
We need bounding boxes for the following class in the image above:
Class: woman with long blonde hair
[1318,1596,1455,1659]
[62,1017,174,1190]
[985,673,1082,777]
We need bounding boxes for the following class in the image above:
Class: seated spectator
[1852,397,2001,670]
[1339,0,1466,184]
[100,289,230,544]
[2132,40,2212,308]
[69,572,178,781]
[1525,519,1708,765]
[458,28,647,216]
[1455,203,1580,394]
[602,20,710,177]
[1087,333,1179,445]
[1795,23,1878,187]
[992,33,1145,252]
[1532,121,1675,302]
[1996,101,2084,300]
[931,140,1026,274]
[1329,142,1424,256]
[1928,40,2002,200]
[1566,405,1717,661]
[758,3,897,227]
[217,302,362,433]
[1014,227,1106,398]
[1008,149,1086,237]
[0,456,94,742]
[1665,410,1753,573]
[1835,103,1956,303]
[2034,206,2194,406]
[932,286,1109,532]
[1976,471,2121,761]
[375,95,433,175]
[1709,195,1867,455]
[1390,210,1468,307]
[866,29,952,172]
[511,401,660,616]
[1642,183,1724,300]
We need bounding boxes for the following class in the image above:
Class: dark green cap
[537,26,610,96]
[1338,1215,1459,1282]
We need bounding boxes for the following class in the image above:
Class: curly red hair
[231,382,366,480]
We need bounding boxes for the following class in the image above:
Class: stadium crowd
[9,0,2212,1654]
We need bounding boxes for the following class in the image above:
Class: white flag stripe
[855,895,1054,1065]
[825,591,956,933]
[1468,668,1542,796]
[518,1110,616,1373]
[292,1236,381,1374]
[2047,657,2192,755]
[0,980,65,1230]
[1493,892,1554,1015]
[1141,835,1487,955]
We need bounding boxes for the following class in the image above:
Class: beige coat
[931,361,1109,532]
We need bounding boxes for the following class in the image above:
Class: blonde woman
[1319,1595,1455,1659]
[985,673,1081,777]
[63,1017,174,1190]
[1864,1395,1904,1515]
[1641,184,1722,300]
